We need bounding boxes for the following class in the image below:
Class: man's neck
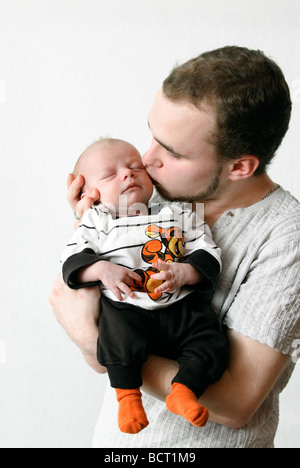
[200,174,278,227]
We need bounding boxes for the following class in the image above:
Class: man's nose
[142,140,163,168]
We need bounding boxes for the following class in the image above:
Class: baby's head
[73,138,153,216]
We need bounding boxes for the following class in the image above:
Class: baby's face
[79,141,154,215]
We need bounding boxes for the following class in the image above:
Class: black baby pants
[97,292,228,398]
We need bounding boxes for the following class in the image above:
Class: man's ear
[228,155,260,181]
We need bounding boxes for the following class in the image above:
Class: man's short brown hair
[163,46,292,174]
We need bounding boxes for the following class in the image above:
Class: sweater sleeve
[224,224,300,356]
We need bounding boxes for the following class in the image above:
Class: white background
[0,0,299,448]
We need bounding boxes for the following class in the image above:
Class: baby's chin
[121,193,150,216]
[102,194,150,217]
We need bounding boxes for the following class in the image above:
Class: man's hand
[82,261,141,302]
[49,274,100,355]
[151,260,203,294]
[67,174,100,228]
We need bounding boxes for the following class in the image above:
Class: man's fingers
[67,173,75,190]
[67,175,85,211]
[91,188,101,204]
[75,196,95,220]
[48,273,63,307]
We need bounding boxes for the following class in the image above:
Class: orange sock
[115,388,149,434]
[166,382,209,427]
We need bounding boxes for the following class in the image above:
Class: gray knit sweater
[92,187,300,448]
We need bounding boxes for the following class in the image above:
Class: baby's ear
[81,189,101,204]
[92,188,101,204]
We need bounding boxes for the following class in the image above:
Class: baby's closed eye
[101,172,117,180]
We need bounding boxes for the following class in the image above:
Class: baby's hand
[151,260,203,294]
[96,262,141,301]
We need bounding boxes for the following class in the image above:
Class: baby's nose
[122,168,135,179]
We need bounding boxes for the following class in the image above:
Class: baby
[61,138,228,434]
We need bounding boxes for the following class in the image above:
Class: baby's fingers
[116,281,136,300]
[151,271,169,282]
[152,261,170,271]
[154,281,173,294]
[127,270,142,283]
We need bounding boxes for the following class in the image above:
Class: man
[49,46,300,448]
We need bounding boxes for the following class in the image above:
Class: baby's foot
[166,382,209,427]
[116,388,149,434]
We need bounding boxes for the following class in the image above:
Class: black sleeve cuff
[62,248,102,289]
[182,249,221,294]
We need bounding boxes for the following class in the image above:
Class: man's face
[143,89,224,203]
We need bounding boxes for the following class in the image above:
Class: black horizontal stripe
[80,219,178,237]
[98,243,145,257]
[184,233,205,244]
[78,224,97,230]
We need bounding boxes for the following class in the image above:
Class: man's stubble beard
[155,165,223,204]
